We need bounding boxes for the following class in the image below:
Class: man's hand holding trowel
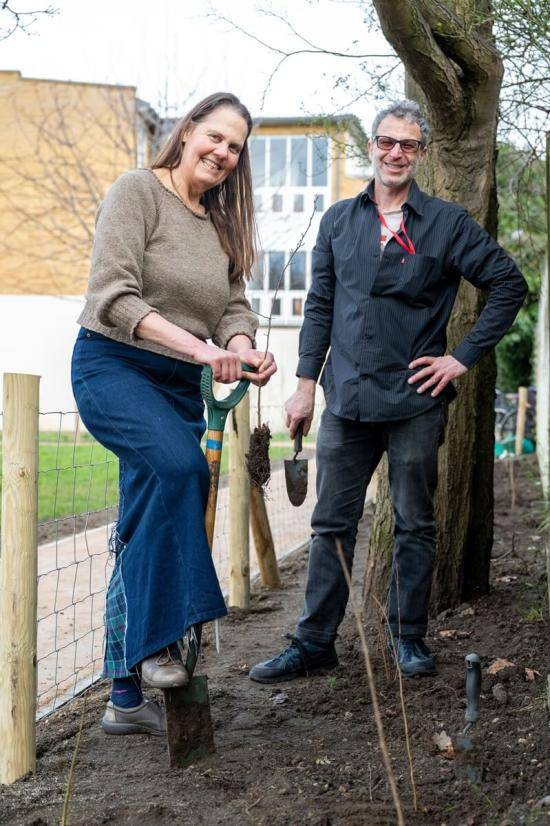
[285,377,316,438]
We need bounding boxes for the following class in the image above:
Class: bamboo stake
[249,485,281,588]
[515,386,528,457]
[0,373,40,785]
[229,395,250,609]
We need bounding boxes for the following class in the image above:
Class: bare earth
[1,457,549,825]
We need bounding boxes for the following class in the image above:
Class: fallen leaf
[495,575,518,584]
[492,683,508,704]
[525,667,541,682]
[438,629,472,640]
[271,691,289,705]
[487,658,516,675]
[459,606,475,617]
[315,756,332,765]
[432,730,454,758]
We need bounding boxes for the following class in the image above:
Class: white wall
[0,295,85,429]
[0,296,323,434]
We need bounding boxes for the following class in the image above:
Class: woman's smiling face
[179,106,249,193]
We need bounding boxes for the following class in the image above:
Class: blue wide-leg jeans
[296,403,446,643]
[71,328,227,677]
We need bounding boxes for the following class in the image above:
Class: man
[249,100,527,682]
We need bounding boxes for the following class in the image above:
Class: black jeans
[296,403,446,643]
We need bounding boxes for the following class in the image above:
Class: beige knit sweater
[78,168,257,362]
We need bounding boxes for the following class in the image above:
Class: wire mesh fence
[0,398,320,720]
[36,411,118,717]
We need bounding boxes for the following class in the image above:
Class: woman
[71,92,276,736]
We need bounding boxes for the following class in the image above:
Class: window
[251,297,261,314]
[254,193,263,212]
[290,137,307,186]
[252,134,331,194]
[289,251,306,290]
[136,123,149,168]
[314,194,324,212]
[250,254,264,289]
[272,193,283,212]
[311,136,328,186]
[250,138,266,187]
[268,251,285,290]
[292,298,303,316]
[269,138,286,187]
[271,298,281,316]
[293,194,304,212]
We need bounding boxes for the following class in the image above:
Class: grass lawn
[1,431,305,525]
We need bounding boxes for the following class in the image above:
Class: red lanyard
[378,211,416,256]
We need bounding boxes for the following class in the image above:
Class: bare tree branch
[208,9,394,60]
[0,2,57,41]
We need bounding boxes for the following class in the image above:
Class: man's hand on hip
[285,378,316,438]
[408,355,467,397]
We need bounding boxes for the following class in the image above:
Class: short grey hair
[371,100,430,146]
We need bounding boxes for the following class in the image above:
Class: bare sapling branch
[334,537,405,826]
[373,594,418,812]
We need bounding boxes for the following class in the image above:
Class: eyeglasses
[374,136,424,154]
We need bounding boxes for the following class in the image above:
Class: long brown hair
[151,92,256,281]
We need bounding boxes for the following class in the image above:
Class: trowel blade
[284,458,308,506]
[451,734,483,785]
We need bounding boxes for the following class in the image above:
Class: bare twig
[60,690,88,826]
[0,2,57,41]
[256,202,318,427]
[334,537,405,825]
[206,7,394,105]
[209,9,394,60]
[263,202,318,358]
[373,595,417,812]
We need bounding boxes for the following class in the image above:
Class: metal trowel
[452,652,483,784]
[284,421,308,506]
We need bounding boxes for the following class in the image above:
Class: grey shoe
[101,699,166,736]
[141,645,190,689]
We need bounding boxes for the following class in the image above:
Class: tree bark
[364,0,503,617]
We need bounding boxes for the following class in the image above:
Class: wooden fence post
[250,485,282,589]
[0,373,40,785]
[228,394,250,609]
[515,386,528,456]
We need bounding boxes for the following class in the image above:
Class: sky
[0,0,401,128]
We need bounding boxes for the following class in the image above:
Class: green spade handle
[200,362,254,430]
[184,362,255,679]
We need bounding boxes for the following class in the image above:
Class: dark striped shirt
[297,180,528,422]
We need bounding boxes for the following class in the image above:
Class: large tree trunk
[364,0,503,617]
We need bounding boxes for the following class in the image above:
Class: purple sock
[110,676,143,709]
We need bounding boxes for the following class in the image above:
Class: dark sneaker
[388,636,436,677]
[249,634,338,684]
